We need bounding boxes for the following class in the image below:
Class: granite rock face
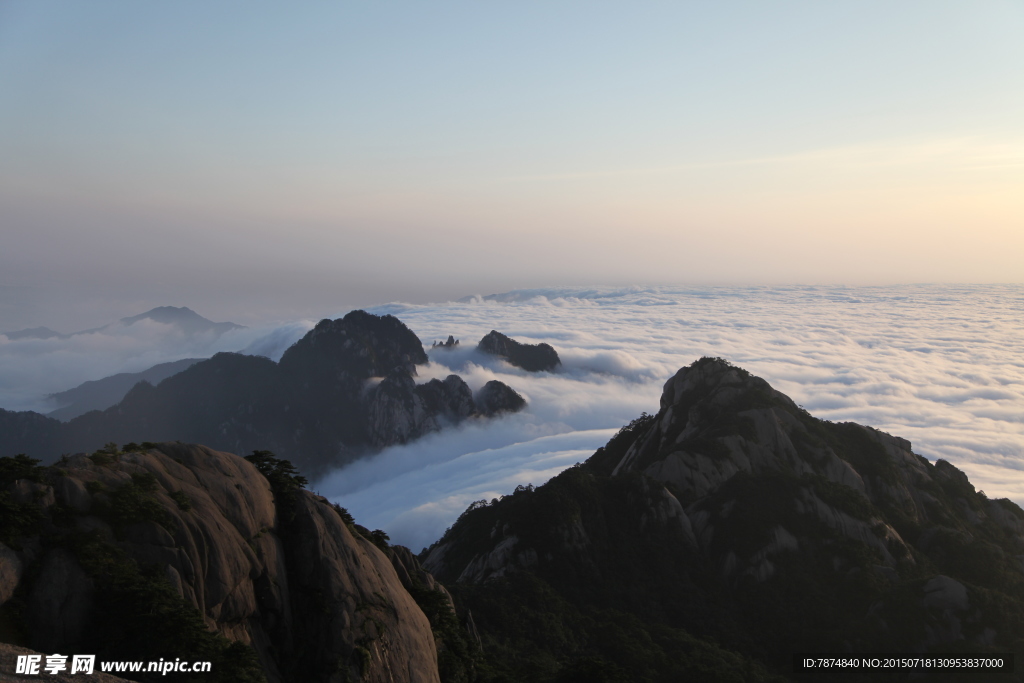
[476,331,560,372]
[0,443,444,683]
[425,357,1024,660]
[365,373,481,449]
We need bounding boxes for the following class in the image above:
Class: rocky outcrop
[473,381,526,417]
[366,374,478,449]
[0,444,444,683]
[476,331,560,372]
[431,336,459,349]
[2,311,527,477]
[424,357,1024,666]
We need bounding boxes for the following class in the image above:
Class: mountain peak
[120,305,200,324]
[280,309,428,378]
[422,359,1024,673]
[118,306,245,335]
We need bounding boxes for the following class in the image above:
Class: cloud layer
[316,284,1024,549]
[2,284,1021,551]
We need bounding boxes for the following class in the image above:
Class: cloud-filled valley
[315,284,1024,549]
[2,284,1022,550]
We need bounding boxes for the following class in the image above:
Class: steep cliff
[0,443,457,683]
[424,357,1024,680]
[1,311,526,477]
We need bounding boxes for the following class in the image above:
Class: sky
[2,5,1023,550]
[1,1,1023,331]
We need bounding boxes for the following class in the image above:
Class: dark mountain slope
[0,311,525,476]
[48,357,203,421]
[424,357,1024,681]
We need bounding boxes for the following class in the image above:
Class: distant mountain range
[2,326,68,341]
[0,311,530,476]
[46,358,204,421]
[2,305,245,341]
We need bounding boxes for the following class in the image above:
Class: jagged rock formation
[424,357,1024,679]
[431,336,459,349]
[476,331,560,372]
[0,444,454,683]
[366,373,477,447]
[1,311,526,477]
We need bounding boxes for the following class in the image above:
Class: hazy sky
[1,1,1022,330]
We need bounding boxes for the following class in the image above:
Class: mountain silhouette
[425,357,1024,680]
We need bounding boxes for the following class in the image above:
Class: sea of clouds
[2,284,1022,552]
[316,284,1024,550]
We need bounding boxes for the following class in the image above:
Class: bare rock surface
[0,443,443,683]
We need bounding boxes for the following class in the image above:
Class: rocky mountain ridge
[0,311,527,476]
[6,354,1022,681]
[423,357,1024,680]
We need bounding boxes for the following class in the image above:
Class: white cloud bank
[317,284,1024,549]
[2,284,1022,551]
